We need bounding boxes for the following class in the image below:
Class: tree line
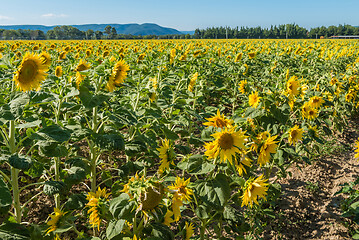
[194,24,359,39]
[0,24,358,40]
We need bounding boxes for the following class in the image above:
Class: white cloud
[41,13,68,18]
[0,15,12,20]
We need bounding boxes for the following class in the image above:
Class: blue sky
[0,0,358,31]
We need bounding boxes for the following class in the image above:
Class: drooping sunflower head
[46,208,66,234]
[238,80,248,94]
[203,109,233,129]
[156,139,175,174]
[13,52,49,92]
[86,187,110,230]
[241,175,269,207]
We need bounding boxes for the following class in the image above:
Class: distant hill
[0,23,183,36]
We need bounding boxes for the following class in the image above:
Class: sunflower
[308,125,318,138]
[170,48,176,64]
[86,187,110,230]
[241,175,269,207]
[309,96,324,108]
[107,60,130,92]
[39,52,51,68]
[203,109,233,129]
[234,154,252,176]
[137,53,146,63]
[149,76,158,91]
[248,91,261,108]
[302,102,318,120]
[235,52,243,62]
[156,139,175,174]
[354,138,359,159]
[238,80,247,94]
[188,72,198,92]
[243,63,249,75]
[169,177,193,221]
[75,59,90,72]
[257,134,278,166]
[75,71,85,88]
[288,125,304,145]
[55,66,63,78]
[286,76,300,96]
[248,52,256,59]
[185,222,195,240]
[46,208,66,234]
[58,51,66,60]
[207,128,247,164]
[13,52,49,92]
[163,210,175,226]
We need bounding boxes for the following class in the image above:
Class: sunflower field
[0,39,359,240]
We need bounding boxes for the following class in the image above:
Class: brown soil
[262,118,359,240]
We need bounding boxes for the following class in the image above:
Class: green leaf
[0,222,31,240]
[78,85,109,108]
[64,194,87,211]
[64,166,86,186]
[32,125,71,143]
[163,126,179,140]
[0,109,15,123]
[53,224,73,234]
[109,193,136,221]
[106,219,126,240]
[39,142,68,158]
[150,223,174,240]
[178,155,215,175]
[16,120,42,129]
[8,154,32,170]
[43,181,66,196]
[10,92,29,119]
[196,173,231,208]
[0,177,12,214]
[93,133,125,151]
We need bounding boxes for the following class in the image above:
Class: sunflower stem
[9,120,21,223]
[54,157,60,208]
[200,220,206,240]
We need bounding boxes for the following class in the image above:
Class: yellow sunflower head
[288,125,304,145]
[210,128,247,163]
[109,59,130,87]
[55,66,63,78]
[39,52,52,68]
[241,175,269,207]
[75,59,91,72]
[203,109,233,129]
[249,91,261,108]
[13,52,49,92]
[46,208,67,234]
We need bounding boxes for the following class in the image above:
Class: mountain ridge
[0,23,184,35]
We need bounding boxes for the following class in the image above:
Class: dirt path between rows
[263,118,359,240]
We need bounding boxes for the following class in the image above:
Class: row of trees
[194,24,359,39]
[0,24,358,40]
[0,25,192,40]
